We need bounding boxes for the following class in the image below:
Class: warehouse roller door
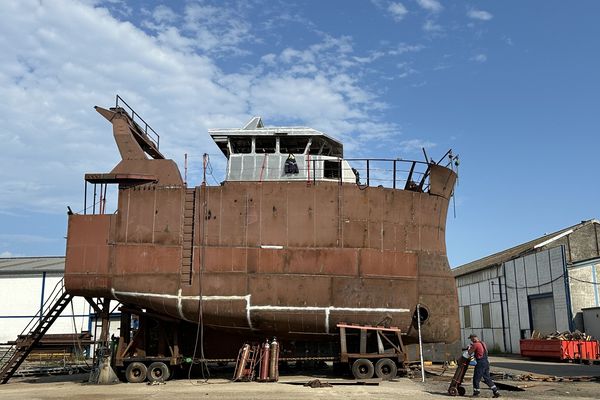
[529,294,557,335]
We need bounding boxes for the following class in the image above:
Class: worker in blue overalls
[468,333,500,398]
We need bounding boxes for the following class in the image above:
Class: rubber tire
[374,358,397,380]
[147,361,170,382]
[125,362,148,383]
[448,387,458,396]
[457,386,466,396]
[351,358,374,379]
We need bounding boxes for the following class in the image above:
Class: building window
[463,306,471,328]
[482,303,491,328]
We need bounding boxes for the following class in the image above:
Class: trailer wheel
[125,362,147,383]
[351,358,374,379]
[147,362,170,382]
[448,387,458,396]
[374,358,397,380]
[457,386,466,396]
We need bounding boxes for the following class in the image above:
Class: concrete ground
[1,355,600,399]
[488,355,600,376]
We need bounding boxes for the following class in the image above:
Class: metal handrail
[0,279,65,366]
[204,150,457,190]
[310,157,435,189]
[115,95,160,149]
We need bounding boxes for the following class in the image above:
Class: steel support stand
[89,298,119,384]
[417,304,425,383]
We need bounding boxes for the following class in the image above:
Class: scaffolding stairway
[0,278,73,384]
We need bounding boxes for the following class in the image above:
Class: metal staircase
[0,278,73,384]
[114,94,163,159]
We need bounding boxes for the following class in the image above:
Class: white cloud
[0,0,407,214]
[470,53,487,63]
[467,9,493,21]
[396,62,418,78]
[416,0,443,13]
[181,2,255,56]
[388,43,424,56]
[152,5,177,24]
[423,19,443,33]
[1,251,15,257]
[388,2,409,21]
[398,139,436,153]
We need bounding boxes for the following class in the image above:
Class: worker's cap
[468,333,479,339]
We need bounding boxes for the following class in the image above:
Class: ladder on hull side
[180,188,196,285]
[0,279,73,384]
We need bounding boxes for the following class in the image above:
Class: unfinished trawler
[62,96,459,380]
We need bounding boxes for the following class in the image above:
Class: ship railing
[197,150,458,191]
[114,94,160,150]
[309,149,457,190]
[339,158,431,189]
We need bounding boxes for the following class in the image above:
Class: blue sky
[0,0,598,267]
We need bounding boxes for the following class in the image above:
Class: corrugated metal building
[0,257,118,346]
[453,220,600,353]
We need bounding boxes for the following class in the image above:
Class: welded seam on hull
[177,289,184,320]
[250,305,410,333]
[111,289,409,333]
[112,288,252,327]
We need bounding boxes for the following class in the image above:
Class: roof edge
[453,219,600,277]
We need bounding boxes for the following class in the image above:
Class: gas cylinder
[235,344,251,380]
[269,337,279,381]
[259,340,270,381]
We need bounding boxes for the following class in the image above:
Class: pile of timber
[531,330,593,341]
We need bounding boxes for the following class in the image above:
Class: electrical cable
[205,156,221,186]
[501,273,566,290]
[188,182,211,384]
[569,276,600,285]
[499,272,600,289]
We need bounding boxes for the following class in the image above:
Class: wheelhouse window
[230,137,252,154]
[309,137,329,155]
[279,136,309,154]
[212,137,229,157]
[323,160,341,179]
[255,137,276,153]
[308,137,342,157]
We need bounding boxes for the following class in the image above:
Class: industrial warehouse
[453,219,600,353]
[0,257,120,355]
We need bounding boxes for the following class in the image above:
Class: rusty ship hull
[64,103,460,352]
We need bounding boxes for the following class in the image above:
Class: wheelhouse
[209,117,357,183]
